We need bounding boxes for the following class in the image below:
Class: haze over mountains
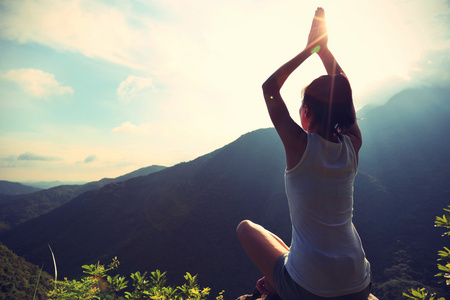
[0,86,449,299]
[0,165,166,232]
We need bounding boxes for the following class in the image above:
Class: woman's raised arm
[262,8,328,150]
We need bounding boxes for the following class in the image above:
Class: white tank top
[284,133,371,297]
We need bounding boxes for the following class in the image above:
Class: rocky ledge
[236,288,379,300]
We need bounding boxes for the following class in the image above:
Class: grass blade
[32,263,44,300]
[48,244,57,289]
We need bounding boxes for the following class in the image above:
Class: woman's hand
[256,277,276,296]
[307,7,328,53]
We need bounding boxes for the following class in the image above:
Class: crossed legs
[236,220,290,295]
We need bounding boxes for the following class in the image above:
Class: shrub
[46,257,220,300]
[403,206,450,300]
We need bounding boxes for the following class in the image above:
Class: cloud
[117,75,155,102]
[0,155,17,167]
[112,121,149,135]
[83,155,97,163]
[0,0,152,70]
[1,68,74,98]
[17,151,62,161]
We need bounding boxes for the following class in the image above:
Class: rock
[235,288,282,300]
[235,288,262,300]
[235,288,379,300]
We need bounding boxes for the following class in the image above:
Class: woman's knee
[236,219,255,237]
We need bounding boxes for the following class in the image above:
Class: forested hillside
[0,242,52,300]
[356,87,450,298]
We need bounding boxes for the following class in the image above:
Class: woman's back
[284,133,371,297]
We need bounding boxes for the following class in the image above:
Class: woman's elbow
[262,79,270,92]
[262,79,278,95]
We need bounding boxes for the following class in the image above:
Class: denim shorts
[273,253,372,300]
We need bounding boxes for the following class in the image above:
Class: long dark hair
[302,74,355,135]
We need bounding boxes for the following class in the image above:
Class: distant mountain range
[0,165,166,232]
[0,181,41,195]
[22,181,88,190]
[0,86,449,300]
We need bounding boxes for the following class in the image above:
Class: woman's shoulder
[340,123,362,153]
[284,130,308,171]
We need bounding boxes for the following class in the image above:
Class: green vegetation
[0,242,53,300]
[0,240,221,300]
[402,206,450,300]
[46,257,222,300]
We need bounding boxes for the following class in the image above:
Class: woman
[236,7,372,300]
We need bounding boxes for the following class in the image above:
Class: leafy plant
[435,206,450,286]
[46,257,220,300]
[403,206,450,299]
[402,287,444,300]
[124,270,212,300]
[47,257,125,300]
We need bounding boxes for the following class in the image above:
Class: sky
[0,0,449,183]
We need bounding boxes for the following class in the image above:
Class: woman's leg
[236,220,289,291]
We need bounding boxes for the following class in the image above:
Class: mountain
[0,181,41,195]
[81,165,167,189]
[0,129,289,296]
[23,181,88,189]
[0,86,448,299]
[355,87,450,297]
[0,165,166,232]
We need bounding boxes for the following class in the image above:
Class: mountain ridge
[0,165,166,232]
[0,181,41,195]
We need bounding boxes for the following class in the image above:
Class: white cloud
[112,121,149,135]
[0,0,153,70]
[1,68,74,98]
[117,75,155,102]
[0,155,18,167]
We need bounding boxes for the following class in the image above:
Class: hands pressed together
[307,7,328,54]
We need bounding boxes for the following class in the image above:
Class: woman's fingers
[317,7,324,18]
[256,277,268,295]
[313,7,325,27]
[307,7,328,51]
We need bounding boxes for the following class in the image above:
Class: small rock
[235,288,261,300]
